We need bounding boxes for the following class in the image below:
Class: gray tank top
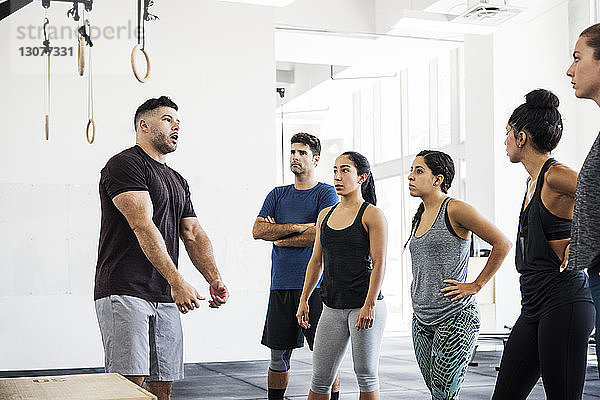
[409,197,475,325]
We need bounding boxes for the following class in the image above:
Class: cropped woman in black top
[297,151,387,400]
[492,89,594,399]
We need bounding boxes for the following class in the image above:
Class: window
[437,53,452,147]
[407,62,430,155]
[275,46,465,332]
[377,175,413,329]
[378,77,402,163]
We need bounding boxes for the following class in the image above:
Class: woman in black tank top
[296,151,388,400]
[492,89,594,400]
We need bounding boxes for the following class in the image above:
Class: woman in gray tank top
[407,150,511,400]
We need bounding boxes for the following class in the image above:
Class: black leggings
[492,301,595,400]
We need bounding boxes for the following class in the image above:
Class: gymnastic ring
[131,44,151,83]
[86,118,95,144]
[77,35,85,76]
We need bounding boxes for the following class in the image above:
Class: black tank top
[320,202,383,309]
[516,158,592,320]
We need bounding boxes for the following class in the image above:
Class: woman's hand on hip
[441,279,481,301]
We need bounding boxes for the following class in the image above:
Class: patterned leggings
[412,304,480,400]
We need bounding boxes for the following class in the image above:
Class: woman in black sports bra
[492,89,594,399]
[296,151,388,400]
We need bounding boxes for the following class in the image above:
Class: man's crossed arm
[252,216,316,247]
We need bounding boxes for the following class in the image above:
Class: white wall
[0,0,276,369]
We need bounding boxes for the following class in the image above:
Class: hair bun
[525,89,559,109]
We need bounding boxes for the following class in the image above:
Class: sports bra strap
[534,158,556,196]
[356,202,370,222]
[322,203,339,224]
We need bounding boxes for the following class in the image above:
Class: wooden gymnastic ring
[77,35,85,76]
[131,44,151,83]
[45,114,49,140]
[86,118,95,144]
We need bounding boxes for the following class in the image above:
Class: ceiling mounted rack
[1,0,93,23]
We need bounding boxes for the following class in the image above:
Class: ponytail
[404,202,424,249]
[341,151,377,205]
[361,172,377,206]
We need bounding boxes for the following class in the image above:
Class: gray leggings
[311,301,387,394]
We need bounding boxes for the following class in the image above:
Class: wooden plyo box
[0,372,157,400]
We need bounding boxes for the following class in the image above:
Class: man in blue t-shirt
[253,132,339,400]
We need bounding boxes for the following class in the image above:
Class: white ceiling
[275,0,563,67]
[274,0,568,109]
[275,28,462,69]
[217,0,295,6]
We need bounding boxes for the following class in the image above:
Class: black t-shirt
[94,145,196,302]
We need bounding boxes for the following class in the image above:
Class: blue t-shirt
[258,182,338,290]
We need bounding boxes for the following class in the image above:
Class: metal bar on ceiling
[40,0,92,7]
[0,0,33,22]
[0,0,93,23]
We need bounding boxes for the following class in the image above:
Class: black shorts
[261,289,323,351]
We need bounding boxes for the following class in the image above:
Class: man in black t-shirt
[94,96,229,400]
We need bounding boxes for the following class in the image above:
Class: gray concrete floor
[174,334,600,399]
[2,334,599,399]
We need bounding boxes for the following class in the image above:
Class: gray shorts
[95,295,184,382]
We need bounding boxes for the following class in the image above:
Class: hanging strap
[77,34,85,76]
[86,18,95,144]
[69,3,91,76]
[140,0,158,50]
[76,6,85,76]
[42,11,50,140]
[137,0,143,49]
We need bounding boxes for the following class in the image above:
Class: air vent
[453,3,522,25]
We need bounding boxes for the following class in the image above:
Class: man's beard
[291,167,304,176]
[151,129,176,154]
[155,139,176,154]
